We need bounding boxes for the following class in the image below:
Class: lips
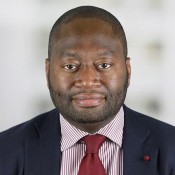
[72,93,105,108]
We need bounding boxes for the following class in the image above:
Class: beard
[48,74,128,125]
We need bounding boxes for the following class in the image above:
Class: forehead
[51,18,122,54]
[55,18,118,40]
[50,18,124,60]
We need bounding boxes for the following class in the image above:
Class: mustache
[48,81,108,98]
[64,90,109,100]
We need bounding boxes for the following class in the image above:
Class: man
[0,6,175,175]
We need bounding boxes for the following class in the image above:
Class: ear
[45,58,50,88]
[125,57,131,87]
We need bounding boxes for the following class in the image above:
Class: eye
[63,64,78,71]
[97,63,111,69]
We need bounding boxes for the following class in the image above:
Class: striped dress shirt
[60,107,124,175]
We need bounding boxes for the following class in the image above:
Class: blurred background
[0,0,175,132]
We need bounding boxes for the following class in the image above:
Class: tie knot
[82,134,106,154]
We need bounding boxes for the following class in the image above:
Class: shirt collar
[60,107,124,151]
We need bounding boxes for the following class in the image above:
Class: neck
[68,118,114,134]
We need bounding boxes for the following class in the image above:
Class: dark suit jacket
[0,106,175,175]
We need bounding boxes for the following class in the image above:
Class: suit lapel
[24,109,61,175]
[123,106,158,175]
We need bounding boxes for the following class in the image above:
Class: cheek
[101,70,127,90]
[49,67,74,92]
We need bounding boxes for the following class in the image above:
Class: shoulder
[124,105,175,130]
[0,108,58,142]
[0,109,59,172]
[124,105,175,144]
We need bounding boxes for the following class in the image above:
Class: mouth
[72,93,105,108]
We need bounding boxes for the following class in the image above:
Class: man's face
[46,18,131,131]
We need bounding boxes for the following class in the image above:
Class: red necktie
[78,134,106,175]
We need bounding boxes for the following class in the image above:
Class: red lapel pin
[143,155,150,161]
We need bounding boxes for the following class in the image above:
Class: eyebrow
[96,50,115,57]
[59,51,79,59]
[58,49,115,60]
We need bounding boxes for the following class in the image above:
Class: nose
[75,66,101,89]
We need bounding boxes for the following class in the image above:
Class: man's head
[45,6,131,133]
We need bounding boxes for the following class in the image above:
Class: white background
[0,0,175,131]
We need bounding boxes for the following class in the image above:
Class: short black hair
[48,6,127,58]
